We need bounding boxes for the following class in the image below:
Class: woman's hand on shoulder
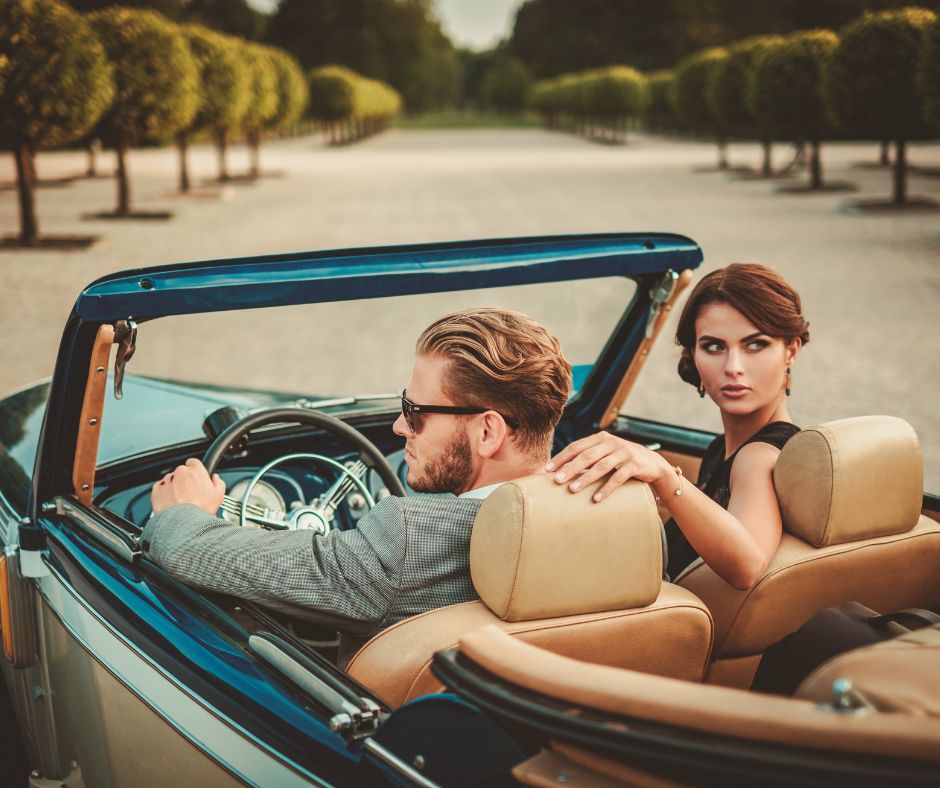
[546,432,669,502]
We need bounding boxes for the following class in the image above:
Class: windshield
[98,277,636,463]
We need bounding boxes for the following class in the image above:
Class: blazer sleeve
[140,499,407,635]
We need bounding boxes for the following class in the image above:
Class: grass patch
[394,111,541,130]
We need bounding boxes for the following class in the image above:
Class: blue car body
[0,234,703,786]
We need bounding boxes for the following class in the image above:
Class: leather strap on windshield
[72,324,114,506]
[599,269,693,430]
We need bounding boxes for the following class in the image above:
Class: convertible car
[1,235,938,787]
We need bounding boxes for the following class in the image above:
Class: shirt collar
[459,482,503,500]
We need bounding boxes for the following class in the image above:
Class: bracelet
[654,465,684,504]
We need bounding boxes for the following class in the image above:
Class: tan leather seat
[796,623,940,716]
[677,416,940,688]
[347,474,714,708]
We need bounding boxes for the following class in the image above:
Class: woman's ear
[785,337,802,366]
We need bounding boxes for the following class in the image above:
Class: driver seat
[346,474,714,708]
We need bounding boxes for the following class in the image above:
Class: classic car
[0,234,938,787]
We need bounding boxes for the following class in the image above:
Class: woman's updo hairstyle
[675,263,810,388]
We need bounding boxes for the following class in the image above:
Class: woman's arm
[547,434,783,589]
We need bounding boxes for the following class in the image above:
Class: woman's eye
[701,341,723,353]
[747,340,770,351]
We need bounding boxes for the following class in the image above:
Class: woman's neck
[721,398,791,459]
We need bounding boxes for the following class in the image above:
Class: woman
[548,263,809,589]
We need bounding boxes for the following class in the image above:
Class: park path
[1,128,938,488]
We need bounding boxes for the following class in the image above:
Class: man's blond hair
[416,308,571,457]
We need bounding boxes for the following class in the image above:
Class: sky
[434,0,523,50]
[246,0,524,51]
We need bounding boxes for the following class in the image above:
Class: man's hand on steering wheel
[152,458,226,515]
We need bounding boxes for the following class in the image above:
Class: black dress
[664,421,800,580]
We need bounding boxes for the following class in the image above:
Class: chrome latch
[329,697,384,738]
[646,269,679,338]
[113,319,137,400]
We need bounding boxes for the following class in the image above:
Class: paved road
[1,129,938,488]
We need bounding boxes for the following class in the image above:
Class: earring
[698,380,706,399]
[785,367,791,397]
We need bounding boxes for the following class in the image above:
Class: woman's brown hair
[675,263,810,388]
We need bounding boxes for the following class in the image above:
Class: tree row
[1,0,400,247]
[532,7,940,204]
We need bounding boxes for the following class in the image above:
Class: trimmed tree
[709,35,785,177]
[179,26,250,191]
[674,47,731,169]
[645,70,677,133]
[89,7,199,215]
[250,47,308,177]
[240,44,278,180]
[919,14,940,132]
[826,7,938,204]
[0,0,113,245]
[749,30,840,190]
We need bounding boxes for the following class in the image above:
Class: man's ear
[475,411,510,459]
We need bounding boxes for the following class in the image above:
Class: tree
[183,0,267,40]
[89,7,199,215]
[825,7,938,203]
[178,26,250,192]
[708,35,785,176]
[645,70,678,132]
[267,0,458,112]
[245,47,308,178]
[748,30,839,189]
[239,44,278,180]
[0,0,113,245]
[918,14,940,131]
[674,47,731,168]
[481,58,531,114]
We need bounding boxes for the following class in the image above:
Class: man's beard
[408,424,474,494]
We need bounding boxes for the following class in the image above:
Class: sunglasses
[400,390,519,433]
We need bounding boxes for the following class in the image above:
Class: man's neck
[461,457,546,494]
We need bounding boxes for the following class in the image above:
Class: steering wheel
[202,407,406,531]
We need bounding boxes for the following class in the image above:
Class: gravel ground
[1,129,938,489]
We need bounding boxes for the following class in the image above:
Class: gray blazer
[140,495,484,663]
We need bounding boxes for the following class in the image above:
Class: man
[142,308,572,663]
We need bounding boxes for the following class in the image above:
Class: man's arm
[143,459,407,635]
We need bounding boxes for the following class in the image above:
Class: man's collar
[459,482,503,500]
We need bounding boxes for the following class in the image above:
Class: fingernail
[545,462,555,471]
[555,472,566,482]
[570,481,581,491]
[593,493,603,502]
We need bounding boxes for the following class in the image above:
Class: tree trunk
[176,133,190,193]
[761,139,773,177]
[880,139,891,166]
[86,140,99,177]
[809,139,822,189]
[893,139,907,205]
[14,144,39,246]
[717,138,728,170]
[216,130,229,181]
[248,131,260,178]
[115,135,131,215]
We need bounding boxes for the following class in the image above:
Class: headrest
[774,416,923,547]
[469,473,662,622]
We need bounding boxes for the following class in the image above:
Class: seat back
[678,416,940,688]
[347,474,714,708]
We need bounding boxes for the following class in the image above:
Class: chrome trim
[248,635,361,719]
[362,738,440,787]
[35,557,330,786]
[2,544,37,667]
[52,497,140,563]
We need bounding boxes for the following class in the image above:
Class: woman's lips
[720,385,751,398]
